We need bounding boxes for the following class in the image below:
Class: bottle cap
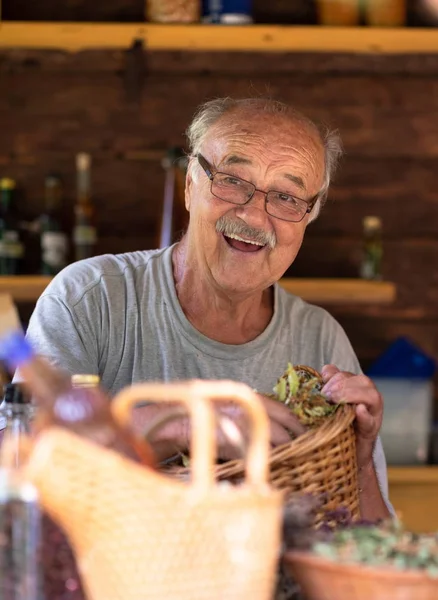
[76,153,91,171]
[71,374,100,388]
[363,216,382,230]
[3,383,30,404]
[0,178,16,190]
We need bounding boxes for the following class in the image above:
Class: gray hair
[185,97,343,221]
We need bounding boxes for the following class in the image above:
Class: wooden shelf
[279,278,396,305]
[2,275,396,305]
[388,467,438,533]
[1,22,438,53]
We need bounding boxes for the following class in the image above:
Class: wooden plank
[3,22,438,54]
[388,468,438,533]
[279,278,396,305]
[0,276,52,302]
[388,467,438,485]
[2,275,396,305]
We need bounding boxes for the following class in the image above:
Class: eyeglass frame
[196,153,320,223]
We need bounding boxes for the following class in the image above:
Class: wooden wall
[2,1,438,409]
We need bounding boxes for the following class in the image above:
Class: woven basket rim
[214,404,356,477]
[163,404,356,480]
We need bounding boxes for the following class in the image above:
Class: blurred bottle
[0,332,156,468]
[147,0,200,22]
[0,383,41,600]
[73,153,97,262]
[360,216,383,280]
[202,0,253,23]
[0,178,24,275]
[71,374,100,389]
[40,175,68,276]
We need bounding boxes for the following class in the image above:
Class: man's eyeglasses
[197,154,318,223]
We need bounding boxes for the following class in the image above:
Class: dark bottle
[40,175,68,276]
[0,178,24,275]
[73,153,97,262]
[0,331,156,468]
[360,216,383,281]
[0,383,41,600]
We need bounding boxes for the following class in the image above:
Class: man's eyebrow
[222,154,306,190]
[284,173,305,190]
[222,154,252,166]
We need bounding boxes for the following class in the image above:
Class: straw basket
[19,380,283,600]
[158,366,360,526]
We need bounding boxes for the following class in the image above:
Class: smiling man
[23,97,392,521]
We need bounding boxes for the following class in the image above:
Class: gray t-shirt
[23,244,392,508]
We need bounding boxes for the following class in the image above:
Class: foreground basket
[160,366,360,525]
[284,550,438,600]
[18,380,284,600]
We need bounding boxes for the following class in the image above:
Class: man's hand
[131,394,306,462]
[321,364,383,469]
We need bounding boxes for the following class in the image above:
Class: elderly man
[24,97,392,521]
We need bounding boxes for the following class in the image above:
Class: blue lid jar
[202,0,253,24]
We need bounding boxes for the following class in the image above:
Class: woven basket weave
[159,366,360,525]
[18,380,283,600]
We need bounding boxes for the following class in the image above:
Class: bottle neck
[77,169,91,206]
[2,404,33,469]
[0,189,12,214]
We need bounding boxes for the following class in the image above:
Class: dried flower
[273,364,340,428]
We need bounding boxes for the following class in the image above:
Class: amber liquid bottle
[73,153,97,262]
[0,331,156,468]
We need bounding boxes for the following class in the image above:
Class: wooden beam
[1,22,438,54]
[2,275,396,305]
[279,278,396,305]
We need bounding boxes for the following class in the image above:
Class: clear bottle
[40,175,68,276]
[0,383,41,600]
[360,216,383,280]
[73,153,97,262]
[0,332,156,468]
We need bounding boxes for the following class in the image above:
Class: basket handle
[111,380,270,492]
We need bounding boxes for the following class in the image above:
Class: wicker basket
[18,380,283,600]
[156,366,360,525]
[284,550,438,600]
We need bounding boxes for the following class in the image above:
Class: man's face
[184,110,325,295]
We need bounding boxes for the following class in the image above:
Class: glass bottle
[0,383,41,600]
[360,216,383,281]
[0,178,24,276]
[0,332,155,468]
[40,176,68,276]
[73,153,97,262]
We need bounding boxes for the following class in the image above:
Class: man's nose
[234,190,269,225]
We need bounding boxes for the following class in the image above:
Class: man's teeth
[225,233,265,246]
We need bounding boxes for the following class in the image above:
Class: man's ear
[184,170,193,212]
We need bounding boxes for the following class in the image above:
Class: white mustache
[215,216,277,250]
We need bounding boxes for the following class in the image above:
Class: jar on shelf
[316,0,360,26]
[146,0,201,23]
[364,0,406,27]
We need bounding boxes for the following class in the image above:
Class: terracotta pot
[316,0,361,26]
[284,550,438,600]
[364,0,407,26]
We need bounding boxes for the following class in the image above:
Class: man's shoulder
[40,247,168,307]
[277,284,338,328]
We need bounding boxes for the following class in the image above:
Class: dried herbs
[272,364,340,428]
[313,520,438,577]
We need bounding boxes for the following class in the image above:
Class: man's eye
[223,176,243,186]
[276,193,297,204]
